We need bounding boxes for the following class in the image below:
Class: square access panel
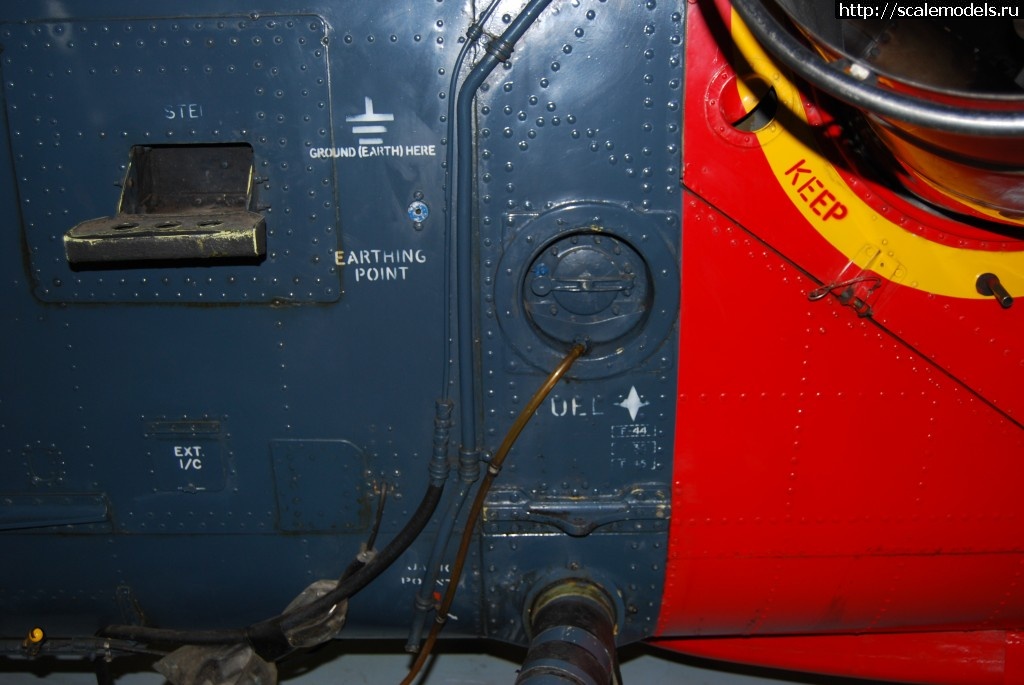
[1,15,341,303]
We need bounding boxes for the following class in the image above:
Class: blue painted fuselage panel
[0,0,681,647]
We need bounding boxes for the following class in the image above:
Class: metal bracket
[64,143,265,264]
[65,211,266,264]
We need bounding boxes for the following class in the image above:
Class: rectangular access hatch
[3,15,339,303]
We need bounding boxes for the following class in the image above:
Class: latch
[483,484,669,537]
[530,270,636,296]
[809,244,905,317]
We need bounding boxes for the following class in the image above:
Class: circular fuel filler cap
[525,233,650,346]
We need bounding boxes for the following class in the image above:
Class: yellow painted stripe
[730,10,1024,300]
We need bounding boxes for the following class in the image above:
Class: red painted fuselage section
[655,2,1024,682]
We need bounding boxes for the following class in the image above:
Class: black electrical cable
[280,480,442,631]
[97,625,244,647]
[7,637,171,659]
[730,0,1024,136]
[339,482,389,583]
[99,481,443,649]
[363,482,389,553]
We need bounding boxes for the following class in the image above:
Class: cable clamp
[486,36,514,62]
